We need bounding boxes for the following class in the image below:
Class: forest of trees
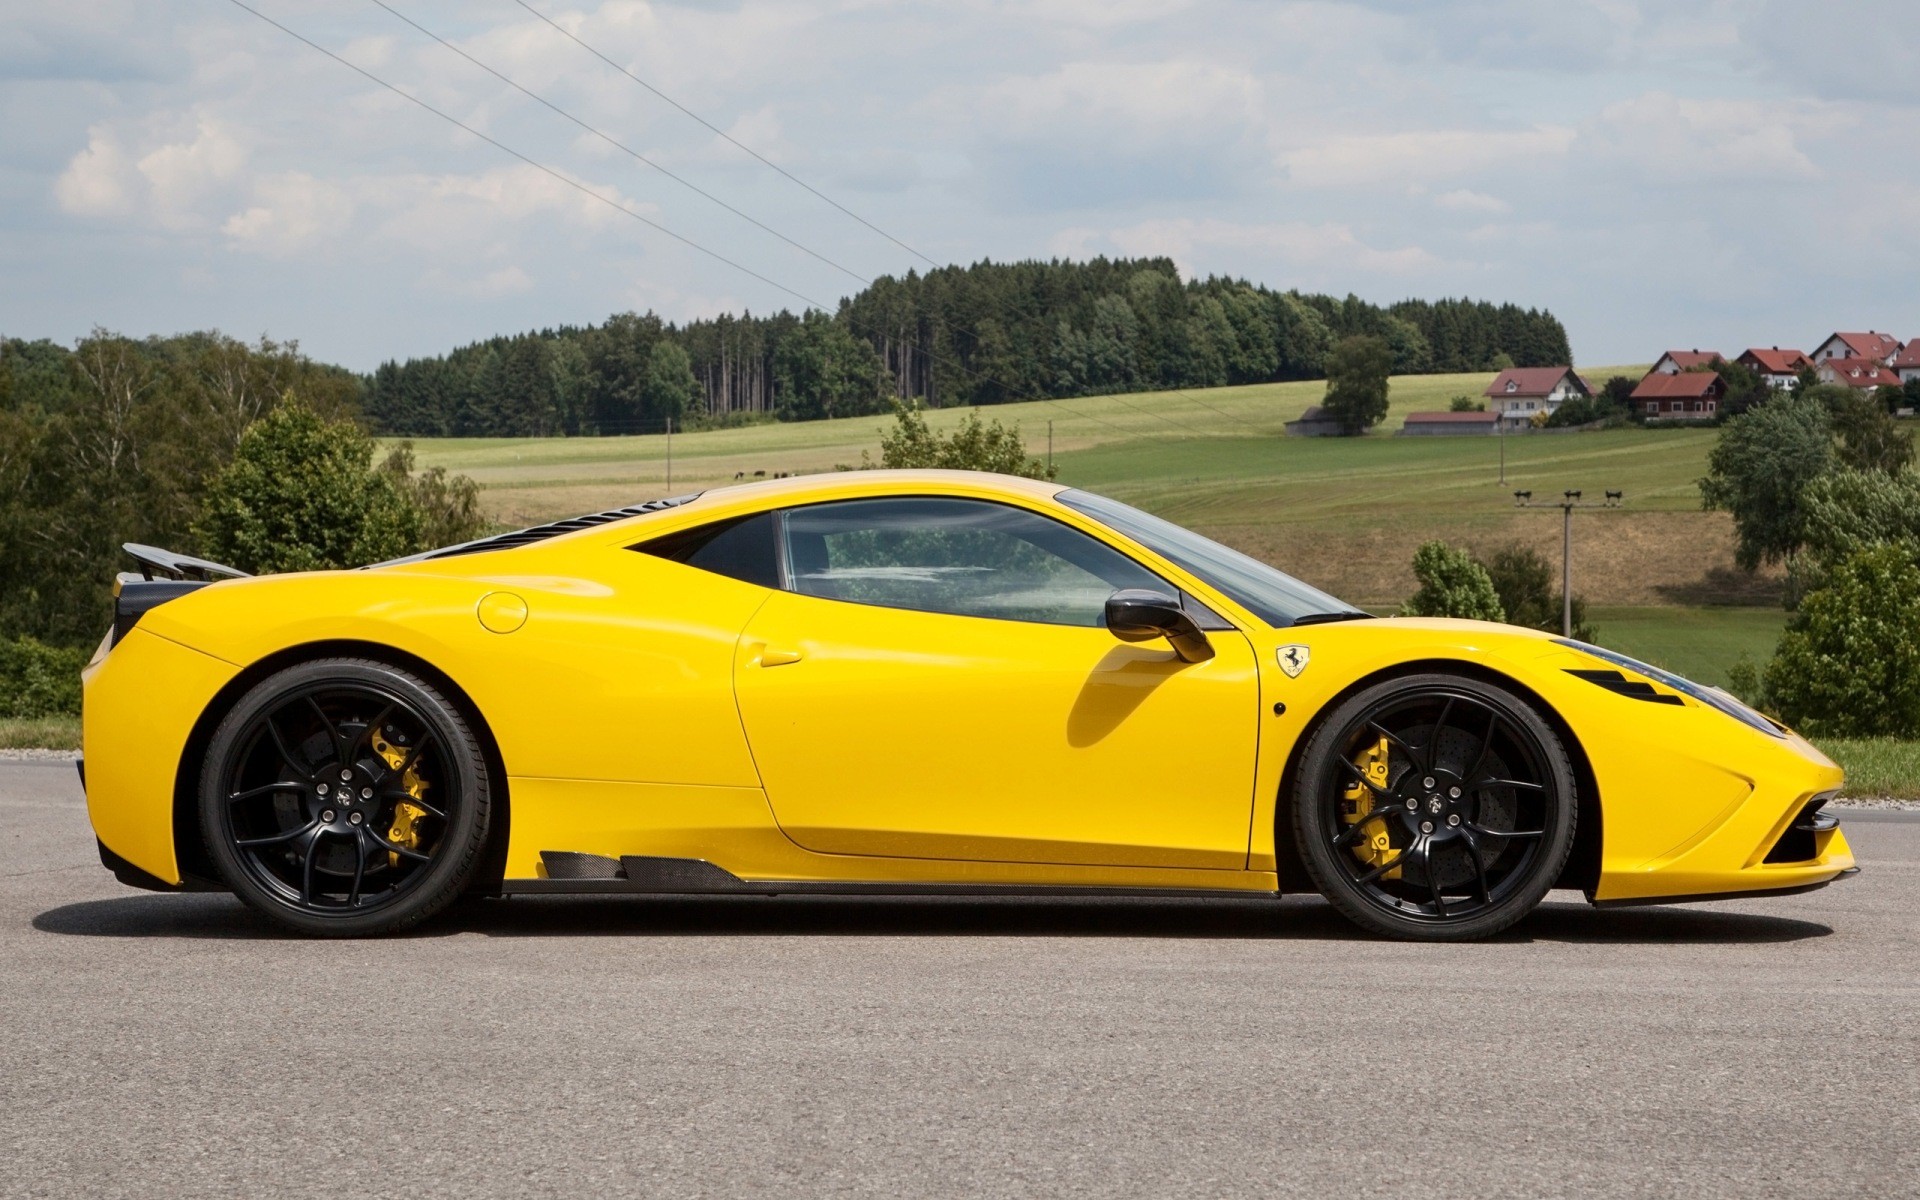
[362,257,1573,437]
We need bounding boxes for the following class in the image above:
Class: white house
[1649,349,1722,375]
[1735,347,1811,390]
[1811,331,1902,365]
[1482,367,1590,428]
[1892,339,1920,385]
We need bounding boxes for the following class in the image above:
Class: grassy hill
[406,365,1777,612]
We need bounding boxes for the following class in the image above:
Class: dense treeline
[363,258,1572,437]
[0,332,468,654]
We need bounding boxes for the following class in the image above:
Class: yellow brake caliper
[1341,736,1400,880]
[370,726,431,867]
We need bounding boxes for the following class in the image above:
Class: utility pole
[1047,419,1053,475]
[1497,406,1506,485]
[1514,488,1623,637]
[665,416,673,493]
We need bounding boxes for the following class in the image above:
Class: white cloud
[1434,189,1511,215]
[54,125,134,217]
[979,60,1264,139]
[1060,217,1442,277]
[1578,92,1827,180]
[135,117,247,225]
[1280,126,1574,187]
[222,173,354,256]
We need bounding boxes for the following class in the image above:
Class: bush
[1448,395,1484,412]
[861,399,1055,479]
[0,636,87,719]
[196,400,425,573]
[1761,544,1920,738]
[1401,541,1504,621]
[1476,542,1595,640]
[1544,394,1624,429]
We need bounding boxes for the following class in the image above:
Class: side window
[780,497,1169,627]
[634,512,781,589]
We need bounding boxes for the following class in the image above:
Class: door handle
[759,646,804,668]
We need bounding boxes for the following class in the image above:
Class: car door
[731,496,1261,869]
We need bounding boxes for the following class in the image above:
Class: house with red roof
[1812,331,1901,366]
[1631,371,1723,421]
[1649,349,1723,375]
[1735,347,1811,390]
[1891,339,1920,385]
[1816,358,1899,390]
[1482,366,1589,428]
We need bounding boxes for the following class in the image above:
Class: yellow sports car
[81,470,1855,939]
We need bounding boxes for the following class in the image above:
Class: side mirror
[1105,589,1215,664]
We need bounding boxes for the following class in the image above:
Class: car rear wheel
[1292,673,1576,941]
[199,658,491,937]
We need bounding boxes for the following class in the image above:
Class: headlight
[1553,638,1785,738]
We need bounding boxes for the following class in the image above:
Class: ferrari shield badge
[1277,644,1310,678]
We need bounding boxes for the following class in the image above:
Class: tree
[196,400,424,574]
[1760,543,1920,738]
[1709,356,1770,416]
[1808,383,1914,474]
[641,341,699,427]
[378,441,489,551]
[1401,541,1505,621]
[773,310,888,421]
[862,399,1054,479]
[1449,395,1484,412]
[1476,542,1595,640]
[1321,334,1393,435]
[1698,393,1834,570]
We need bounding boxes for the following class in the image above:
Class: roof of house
[1631,372,1724,399]
[1738,347,1810,374]
[1289,405,1336,423]
[1823,331,1902,361]
[1404,410,1499,424]
[1892,339,1920,370]
[1655,350,1722,371]
[1819,357,1898,388]
[1483,367,1581,398]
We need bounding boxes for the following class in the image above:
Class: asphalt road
[2,760,1916,1199]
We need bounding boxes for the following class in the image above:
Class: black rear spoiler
[112,544,250,647]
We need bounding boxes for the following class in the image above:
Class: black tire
[1291,673,1576,941]
[199,658,492,937]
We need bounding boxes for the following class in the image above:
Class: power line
[221,0,835,315]
[368,0,870,288]
[228,1,1209,441]
[513,0,940,271]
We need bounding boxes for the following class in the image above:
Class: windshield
[1058,489,1366,628]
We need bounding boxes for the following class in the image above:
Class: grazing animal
[734,472,744,480]
[753,470,766,477]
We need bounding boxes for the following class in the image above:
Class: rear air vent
[373,493,702,566]
[1564,668,1685,706]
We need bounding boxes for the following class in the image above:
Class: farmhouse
[1482,366,1589,428]
[1892,339,1920,384]
[1284,405,1346,437]
[1399,410,1499,437]
[1812,331,1901,365]
[1631,370,1723,420]
[1649,349,1722,375]
[1736,347,1811,390]
[1816,357,1899,390]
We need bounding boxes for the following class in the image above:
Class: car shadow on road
[31,892,1833,944]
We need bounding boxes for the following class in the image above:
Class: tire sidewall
[1292,672,1577,940]
[199,658,490,937]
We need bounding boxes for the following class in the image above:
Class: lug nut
[1420,820,1434,834]
[1423,776,1435,789]
[1405,799,1418,811]
[321,810,335,822]
[339,769,353,782]
[1449,786,1461,798]
[350,813,363,825]
[316,783,329,795]
[360,788,373,799]
[1448,814,1461,826]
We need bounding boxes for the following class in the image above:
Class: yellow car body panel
[80,469,1854,908]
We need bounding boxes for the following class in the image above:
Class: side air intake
[1564,668,1685,706]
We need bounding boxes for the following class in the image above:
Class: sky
[3,0,1916,372]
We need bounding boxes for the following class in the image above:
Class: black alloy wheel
[200,658,491,936]
[1292,673,1576,941]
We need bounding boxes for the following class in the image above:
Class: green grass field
[406,365,1785,608]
